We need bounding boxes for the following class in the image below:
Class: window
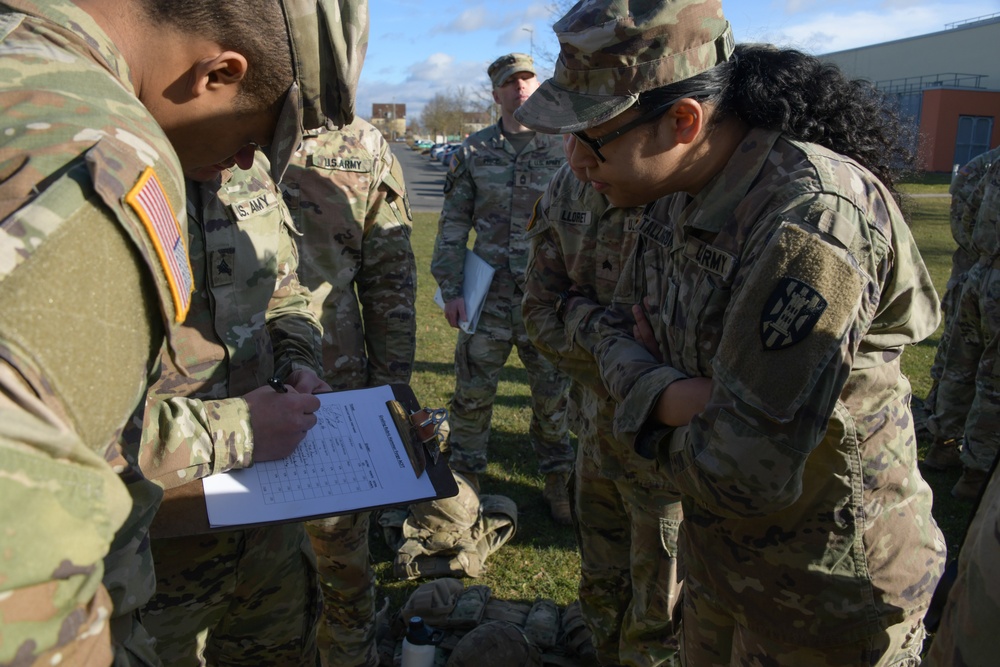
[954,115,994,168]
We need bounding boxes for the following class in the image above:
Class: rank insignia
[760,277,827,350]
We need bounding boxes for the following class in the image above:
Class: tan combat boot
[952,467,988,500]
[921,437,963,471]
[543,472,572,526]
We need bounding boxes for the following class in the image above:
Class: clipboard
[149,384,458,539]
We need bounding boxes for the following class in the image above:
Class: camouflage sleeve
[267,216,325,380]
[134,392,253,489]
[522,188,608,391]
[0,365,131,666]
[357,144,417,386]
[607,199,921,519]
[430,145,474,301]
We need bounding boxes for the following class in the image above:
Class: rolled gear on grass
[377,578,598,666]
[378,472,517,579]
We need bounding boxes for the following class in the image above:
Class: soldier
[0,0,326,663]
[923,148,1000,488]
[523,146,683,666]
[921,460,1000,665]
[927,158,1000,500]
[281,116,417,667]
[430,52,574,523]
[133,149,331,666]
[516,0,945,664]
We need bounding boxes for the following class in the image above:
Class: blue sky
[358,0,1000,122]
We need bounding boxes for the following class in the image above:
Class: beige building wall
[821,18,1000,90]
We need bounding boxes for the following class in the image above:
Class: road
[392,143,448,213]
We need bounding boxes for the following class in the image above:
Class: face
[568,107,678,208]
[159,99,280,180]
[492,72,540,116]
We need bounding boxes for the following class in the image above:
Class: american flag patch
[125,167,193,322]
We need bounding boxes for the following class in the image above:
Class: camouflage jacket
[522,163,664,486]
[129,152,323,490]
[283,117,417,391]
[0,0,190,663]
[431,122,564,334]
[952,146,1000,270]
[590,128,945,645]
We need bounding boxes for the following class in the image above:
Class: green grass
[363,192,975,623]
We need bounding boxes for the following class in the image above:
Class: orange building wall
[919,89,1000,172]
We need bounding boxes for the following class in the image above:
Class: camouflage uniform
[282,117,417,667]
[522,163,681,667]
[430,122,573,477]
[931,160,1000,482]
[925,147,1000,429]
[589,129,945,663]
[922,464,1000,666]
[134,154,324,666]
[0,1,192,664]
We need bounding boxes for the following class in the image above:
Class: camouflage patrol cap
[268,0,370,181]
[514,0,734,134]
[488,52,536,89]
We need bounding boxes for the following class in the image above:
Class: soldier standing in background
[523,138,683,666]
[0,0,327,662]
[430,52,574,523]
[923,148,1000,495]
[922,160,1000,661]
[282,116,417,667]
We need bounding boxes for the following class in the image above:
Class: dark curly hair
[638,44,915,192]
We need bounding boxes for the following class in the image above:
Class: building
[371,102,406,141]
[822,14,1000,173]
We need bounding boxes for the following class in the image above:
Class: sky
[357,0,1000,124]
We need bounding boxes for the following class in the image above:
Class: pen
[267,376,288,393]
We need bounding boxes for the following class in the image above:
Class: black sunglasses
[572,90,718,162]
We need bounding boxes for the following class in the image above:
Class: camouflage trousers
[924,265,970,415]
[447,309,573,476]
[680,575,926,666]
[930,261,1000,470]
[305,511,378,667]
[141,523,321,666]
[574,450,682,667]
[923,466,1000,666]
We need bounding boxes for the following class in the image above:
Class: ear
[669,98,704,145]
[492,89,501,105]
[190,50,249,98]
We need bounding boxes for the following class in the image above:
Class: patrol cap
[269,0,370,181]
[488,52,536,89]
[514,0,734,134]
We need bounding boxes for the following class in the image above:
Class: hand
[652,377,712,427]
[285,368,332,394]
[632,300,663,362]
[444,297,467,329]
[245,384,322,462]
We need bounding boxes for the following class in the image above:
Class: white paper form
[433,249,495,334]
[203,385,437,528]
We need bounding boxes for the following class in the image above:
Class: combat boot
[921,437,963,471]
[543,472,572,526]
[951,467,988,500]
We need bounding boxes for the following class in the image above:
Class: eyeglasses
[572,90,718,162]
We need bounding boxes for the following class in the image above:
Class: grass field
[367,191,976,621]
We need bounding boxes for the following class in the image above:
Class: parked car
[440,143,461,165]
[411,140,433,151]
[428,143,449,160]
